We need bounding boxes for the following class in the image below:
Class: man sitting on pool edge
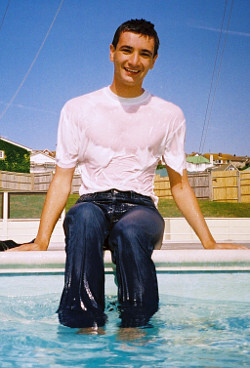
[2,19,246,330]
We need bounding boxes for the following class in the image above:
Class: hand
[204,242,248,250]
[6,242,47,252]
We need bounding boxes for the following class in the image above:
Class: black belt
[79,189,152,201]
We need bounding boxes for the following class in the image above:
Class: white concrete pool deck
[47,241,250,251]
[1,243,250,273]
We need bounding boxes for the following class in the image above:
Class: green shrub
[0,139,30,173]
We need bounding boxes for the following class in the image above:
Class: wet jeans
[57,189,165,328]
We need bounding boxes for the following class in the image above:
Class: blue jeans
[57,189,164,328]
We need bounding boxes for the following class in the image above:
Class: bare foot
[117,327,146,341]
[77,326,105,335]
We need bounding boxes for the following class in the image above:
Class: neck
[109,82,144,98]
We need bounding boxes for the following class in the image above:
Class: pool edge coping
[1,250,250,273]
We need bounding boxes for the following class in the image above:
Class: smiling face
[109,31,158,98]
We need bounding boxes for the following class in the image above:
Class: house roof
[203,153,249,162]
[0,136,32,152]
[32,149,56,158]
[188,152,249,162]
[186,155,210,164]
[31,151,56,160]
[211,163,238,171]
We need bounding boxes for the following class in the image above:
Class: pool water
[0,273,249,368]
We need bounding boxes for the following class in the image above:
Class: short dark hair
[112,19,160,57]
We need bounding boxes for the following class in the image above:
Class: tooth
[126,67,138,73]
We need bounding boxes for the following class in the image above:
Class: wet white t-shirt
[56,86,186,204]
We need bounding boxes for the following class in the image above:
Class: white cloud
[190,24,250,38]
[0,100,57,115]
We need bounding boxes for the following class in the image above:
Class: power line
[198,0,234,154]
[0,0,64,122]
[200,0,234,154]
[0,0,11,33]
[198,0,228,153]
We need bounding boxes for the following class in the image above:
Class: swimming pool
[1,251,250,368]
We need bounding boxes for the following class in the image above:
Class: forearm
[167,167,215,248]
[35,182,69,249]
[171,179,215,248]
[35,166,75,250]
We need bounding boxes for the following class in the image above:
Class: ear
[109,44,115,62]
[150,54,158,70]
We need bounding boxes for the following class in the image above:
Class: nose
[128,51,139,67]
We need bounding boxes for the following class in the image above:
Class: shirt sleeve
[162,117,186,176]
[56,103,79,168]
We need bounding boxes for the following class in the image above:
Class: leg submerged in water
[109,205,164,327]
[57,202,110,328]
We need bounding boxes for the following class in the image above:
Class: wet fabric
[57,190,165,328]
[56,86,186,205]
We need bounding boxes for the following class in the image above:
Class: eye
[140,51,152,58]
[120,46,133,54]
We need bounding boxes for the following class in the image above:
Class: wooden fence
[0,171,53,191]
[211,170,250,203]
[0,171,85,194]
[0,169,250,202]
[154,171,211,200]
[153,170,250,203]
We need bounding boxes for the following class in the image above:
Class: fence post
[208,171,213,201]
[237,171,241,203]
[2,192,8,238]
[31,173,34,191]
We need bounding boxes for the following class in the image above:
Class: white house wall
[30,152,56,173]
[186,162,213,172]
[31,153,56,164]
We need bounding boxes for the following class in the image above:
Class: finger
[216,244,248,249]
[6,244,33,252]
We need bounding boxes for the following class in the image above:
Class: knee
[64,202,100,226]
[64,202,108,240]
[112,210,164,244]
[111,220,148,261]
[112,219,138,243]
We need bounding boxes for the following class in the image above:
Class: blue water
[0,273,249,367]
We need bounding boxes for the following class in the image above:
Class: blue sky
[0,0,249,155]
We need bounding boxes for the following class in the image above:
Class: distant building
[0,137,81,175]
[209,163,239,172]
[186,154,213,172]
[186,152,250,171]
[203,153,249,169]
[30,150,56,173]
[31,149,81,174]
